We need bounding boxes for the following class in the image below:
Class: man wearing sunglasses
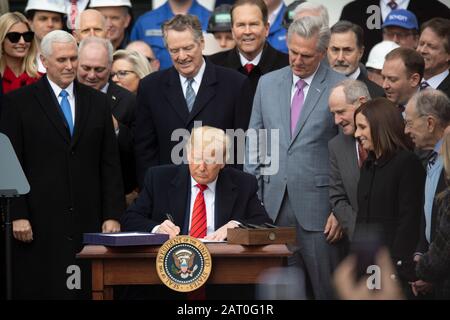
[25,0,66,73]
[0,30,124,299]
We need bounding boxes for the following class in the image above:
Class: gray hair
[293,2,329,28]
[162,14,203,48]
[288,16,330,53]
[113,49,153,79]
[334,79,371,104]
[186,126,230,164]
[79,37,114,64]
[412,89,450,127]
[41,30,77,58]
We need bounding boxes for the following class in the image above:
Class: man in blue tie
[0,30,125,299]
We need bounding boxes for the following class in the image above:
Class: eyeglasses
[5,31,34,43]
[110,70,136,79]
[383,30,415,40]
[404,115,426,128]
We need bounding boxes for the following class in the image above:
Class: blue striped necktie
[185,78,195,112]
[59,89,74,136]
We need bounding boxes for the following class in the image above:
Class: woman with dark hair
[414,132,450,299]
[354,97,425,282]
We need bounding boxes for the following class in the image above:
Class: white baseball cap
[89,0,132,8]
[25,0,66,14]
[366,41,400,70]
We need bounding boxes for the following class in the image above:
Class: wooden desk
[77,243,291,300]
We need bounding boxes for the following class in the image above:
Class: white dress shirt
[188,177,217,236]
[239,50,263,67]
[423,69,449,89]
[179,58,206,98]
[380,0,410,21]
[290,64,320,105]
[47,77,76,123]
[348,67,361,80]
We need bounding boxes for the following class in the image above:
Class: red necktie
[387,0,398,10]
[244,63,254,74]
[190,184,208,238]
[357,141,368,167]
[70,0,78,30]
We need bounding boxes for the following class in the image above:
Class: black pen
[166,213,175,223]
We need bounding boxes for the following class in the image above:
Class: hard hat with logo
[25,0,66,14]
[89,0,132,8]
[207,4,232,33]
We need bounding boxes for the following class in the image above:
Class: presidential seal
[156,235,212,292]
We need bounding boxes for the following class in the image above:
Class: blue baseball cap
[382,9,418,30]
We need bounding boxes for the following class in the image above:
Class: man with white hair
[293,1,329,27]
[73,9,107,43]
[0,30,124,299]
[245,16,345,299]
[77,37,137,204]
[89,0,132,50]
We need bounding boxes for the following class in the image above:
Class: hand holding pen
[155,213,180,239]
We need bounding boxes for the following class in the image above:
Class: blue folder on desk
[83,232,169,246]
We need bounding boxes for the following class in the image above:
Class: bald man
[126,40,160,71]
[73,9,107,43]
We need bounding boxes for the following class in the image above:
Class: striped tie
[185,78,195,112]
[190,184,207,238]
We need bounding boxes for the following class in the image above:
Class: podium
[0,133,30,300]
[77,243,291,300]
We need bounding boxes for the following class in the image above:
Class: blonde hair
[0,12,38,78]
[112,49,153,79]
[187,126,230,164]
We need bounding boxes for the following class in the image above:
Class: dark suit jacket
[340,0,450,63]
[416,169,447,254]
[329,133,359,240]
[356,150,425,270]
[208,43,289,99]
[135,59,253,186]
[357,67,385,98]
[0,77,125,299]
[106,81,137,193]
[437,72,450,99]
[121,165,272,232]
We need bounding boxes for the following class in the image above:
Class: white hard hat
[366,41,400,70]
[89,0,132,8]
[25,0,66,14]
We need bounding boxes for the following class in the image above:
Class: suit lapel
[290,63,327,145]
[71,81,90,148]
[214,169,237,228]
[34,77,71,144]
[227,49,243,71]
[186,60,217,125]
[279,67,293,145]
[168,165,191,228]
[164,68,190,123]
[107,81,121,113]
[341,134,360,184]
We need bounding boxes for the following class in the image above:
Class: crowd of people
[0,0,449,300]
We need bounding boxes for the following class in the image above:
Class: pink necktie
[70,0,78,30]
[291,79,306,136]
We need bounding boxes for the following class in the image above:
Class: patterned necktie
[291,79,306,136]
[357,141,368,167]
[420,81,430,91]
[244,63,255,74]
[427,150,438,171]
[70,0,78,30]
[387,0,398,10]
[185,78,195,112]
[59,89,74,136]
[190,184,208,238]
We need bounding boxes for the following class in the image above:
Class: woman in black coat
[415,132,450,299]
[354,98,425,282]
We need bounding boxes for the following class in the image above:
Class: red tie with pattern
[70,0,78,30]
[189,184,208,238]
